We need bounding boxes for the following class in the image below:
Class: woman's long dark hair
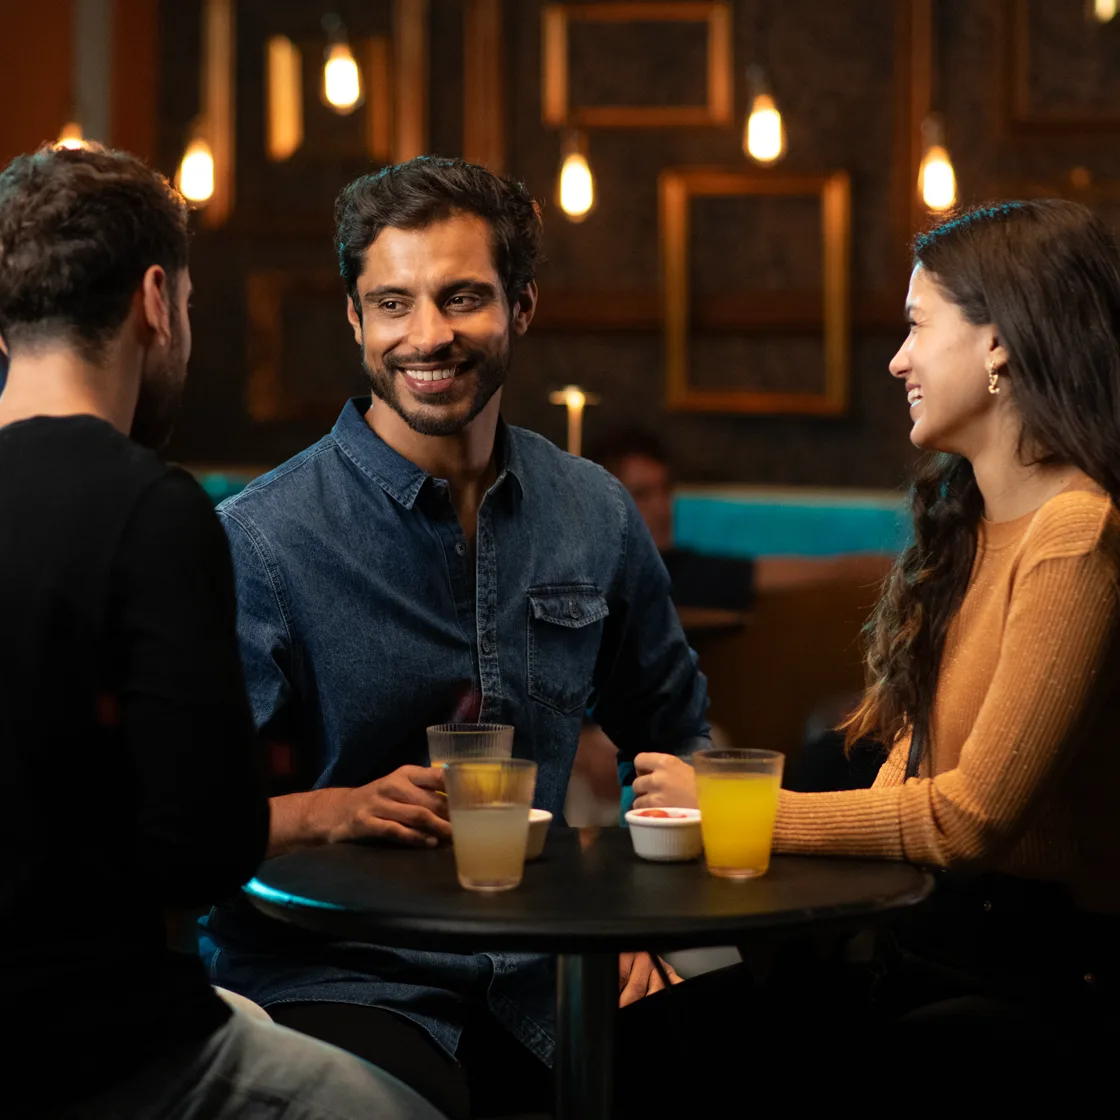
[845,200,1120,754]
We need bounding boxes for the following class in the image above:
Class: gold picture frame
[541,2,733,128]
[1001,0,1120,135]
[659,167,851,415]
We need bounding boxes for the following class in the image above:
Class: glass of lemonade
[693,748,784,879]
[443,759,538,892]
[426,723,514,764]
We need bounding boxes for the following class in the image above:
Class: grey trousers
[54,1009,449,1119]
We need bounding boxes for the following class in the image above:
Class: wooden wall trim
[464,0,506,170]
[111,0,157,161]
[201,0,235,228]
[393,0,429,161]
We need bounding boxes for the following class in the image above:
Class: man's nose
[407,300,455,354]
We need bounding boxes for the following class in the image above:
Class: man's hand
[327,765,451,847]
[632,752,698,810]
[618,952,682,1007]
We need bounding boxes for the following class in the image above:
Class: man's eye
[448,294,478,308]
[380,300,401,312]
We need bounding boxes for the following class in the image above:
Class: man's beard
[363,337,511,437]
[130,322,187,453]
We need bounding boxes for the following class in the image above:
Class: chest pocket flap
[527,585,609,713]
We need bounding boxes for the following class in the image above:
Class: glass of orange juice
[693,748,784,879]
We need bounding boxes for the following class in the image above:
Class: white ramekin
[624,808,703,861]
[526,808,552,860]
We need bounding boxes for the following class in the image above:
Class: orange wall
[111,0,157,162]
[0,1,73,166]
[0,0,157,168]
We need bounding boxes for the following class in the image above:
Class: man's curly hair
[0,143,188,360]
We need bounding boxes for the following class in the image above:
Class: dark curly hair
[334,156,543,314]
[0,143,188,360]
[845,199,1120,756]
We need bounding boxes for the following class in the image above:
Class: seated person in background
[0,144,443,1119]
[570,426,889,818]
[634,199,1120,1064]
[590,424,893,604]
[200,157,706,1120]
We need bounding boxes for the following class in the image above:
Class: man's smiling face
[347,212,529,437]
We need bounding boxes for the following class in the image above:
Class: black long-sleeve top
[0,416,269,1102]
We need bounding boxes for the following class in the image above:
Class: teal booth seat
[191,472,911,558]
[673,489,910,558]
[196,472,254,507]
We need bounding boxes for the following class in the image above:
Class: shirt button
[481,635,492,655]
[568,599,581,619]
[455,542,466,557]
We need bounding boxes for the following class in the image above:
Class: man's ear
[140,265,172,348]
[346,296,363,346]
[510,281,537,337]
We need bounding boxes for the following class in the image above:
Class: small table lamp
[548,384,600,457]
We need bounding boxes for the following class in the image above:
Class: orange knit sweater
[774,482,1120,914]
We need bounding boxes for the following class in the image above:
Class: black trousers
[269,965,764,1119]
[271,931,1118,1118]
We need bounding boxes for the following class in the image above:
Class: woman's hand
[632,752,698,809]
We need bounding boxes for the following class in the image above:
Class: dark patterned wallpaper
[160,0,1120,490]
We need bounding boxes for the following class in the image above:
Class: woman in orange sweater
[634,199,1120,1032]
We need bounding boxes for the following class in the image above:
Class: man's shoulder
[216,437,338,531]
[508,425,623,502]
[2,415,172,508]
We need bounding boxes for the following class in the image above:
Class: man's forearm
[267,787,351,857]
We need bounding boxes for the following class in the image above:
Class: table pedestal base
[555,952,615,1120]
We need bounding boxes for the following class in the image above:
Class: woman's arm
[774,545,1120,867]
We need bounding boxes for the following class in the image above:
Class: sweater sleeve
[774,524,1120,868]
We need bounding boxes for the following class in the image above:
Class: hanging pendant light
[176,122,216,205]
[321,13,363,115]
[918,113,956,212]
[56,121,87,150]
[557,131,595,222]
[742,65,785,165]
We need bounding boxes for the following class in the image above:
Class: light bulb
[563,387,586,410]
[177,138,215,204]
[56,121,86,150]
[323,43,362,113]
[919,144,956,211]
[744,94,785,164]
[1093,0,1118,23]
[559,151,594,221]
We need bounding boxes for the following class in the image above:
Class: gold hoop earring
[986,359,1001,395]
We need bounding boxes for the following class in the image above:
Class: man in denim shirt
[200,157,709,1118]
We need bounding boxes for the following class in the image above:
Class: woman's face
[889,265,1007,455]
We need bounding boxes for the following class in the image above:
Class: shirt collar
[330,396,526,509]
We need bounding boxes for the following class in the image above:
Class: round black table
[246,827,933,1120]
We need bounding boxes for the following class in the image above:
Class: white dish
[526,808,552,860]
[624,807,703,861]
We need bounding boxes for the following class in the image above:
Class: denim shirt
[199,398,709,1065]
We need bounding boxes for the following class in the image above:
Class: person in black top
[0,144,443,1118]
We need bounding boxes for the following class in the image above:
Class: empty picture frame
[541,2,733,128]
[659,167,851,414]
